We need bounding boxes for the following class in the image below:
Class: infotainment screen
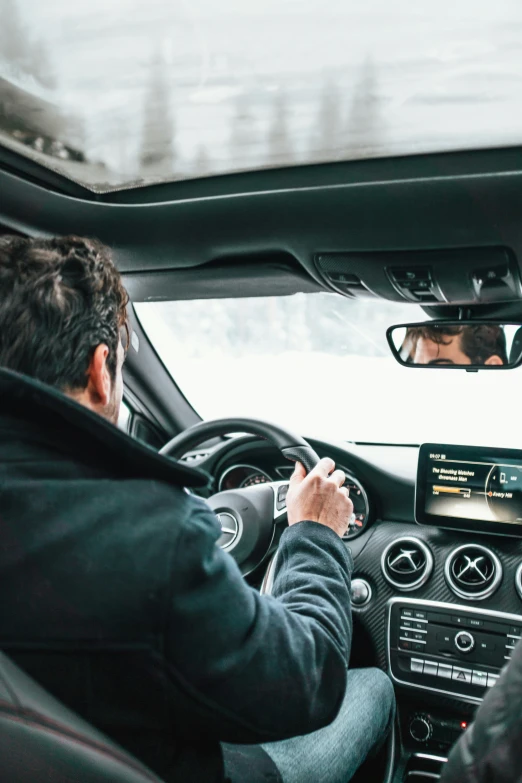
[416,443,522,536]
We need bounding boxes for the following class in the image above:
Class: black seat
[0,651,164,783]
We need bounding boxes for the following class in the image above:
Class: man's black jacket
[0,369,354,782]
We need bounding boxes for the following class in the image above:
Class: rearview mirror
[387,321,522,369]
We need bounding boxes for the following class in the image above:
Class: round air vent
[445,544,502,600]
[515,563,522,602]
[381,537,434,591]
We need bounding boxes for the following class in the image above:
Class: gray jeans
[223,667,395,783]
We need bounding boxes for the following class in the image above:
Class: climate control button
[455,630,475,653]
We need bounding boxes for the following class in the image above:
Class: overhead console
[315,246,522,305]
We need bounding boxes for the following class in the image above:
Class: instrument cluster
[217,461,371,538]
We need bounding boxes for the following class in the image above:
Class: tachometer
[342,471,371,540]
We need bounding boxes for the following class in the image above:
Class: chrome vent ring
[381,537,434,591]
[445,544,502,600]
[515,563,522,602]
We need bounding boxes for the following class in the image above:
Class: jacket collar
[0,368,209,489]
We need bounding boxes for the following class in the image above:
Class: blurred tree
[29,39,56,90]
[139,50,175,177]
[311,78,342,160]
[193,144,211,177]
[229,91,257,171]
[267,90,292,165]
[345,58,383,158]
[0,0,56,88]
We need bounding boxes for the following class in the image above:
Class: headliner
[2,144,522,318]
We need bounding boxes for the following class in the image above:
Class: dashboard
[191,434,522,764]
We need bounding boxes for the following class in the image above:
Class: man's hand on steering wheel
[287,458,353,538]
[160,417,353,575]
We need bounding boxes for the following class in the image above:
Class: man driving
[404,324,507,366]
[0,235,394,783]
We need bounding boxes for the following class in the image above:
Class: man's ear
[86,344,112,406]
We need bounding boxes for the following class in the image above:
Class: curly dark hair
[406,324,508,365]
[0,235,129,390]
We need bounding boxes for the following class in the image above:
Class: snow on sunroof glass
[2,0,522,193]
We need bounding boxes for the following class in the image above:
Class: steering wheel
[161,419,397,780]
[160,418,320,578]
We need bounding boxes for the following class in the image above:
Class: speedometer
[342,471,371,540]
[218,464,272,491]
[241,473,272,488]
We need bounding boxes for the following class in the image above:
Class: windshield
[3,0,522,191]
[135,293,522,448]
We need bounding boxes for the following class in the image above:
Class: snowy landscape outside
[3,0,522,190]
[136,293,522,449]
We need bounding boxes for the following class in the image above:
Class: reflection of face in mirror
[404,325,507,366]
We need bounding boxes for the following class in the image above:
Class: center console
[387,597,522,780]
[349,440,522,781]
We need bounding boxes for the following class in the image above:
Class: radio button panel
[388,598,521,702]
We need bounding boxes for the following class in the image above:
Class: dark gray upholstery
[0,652,163,783]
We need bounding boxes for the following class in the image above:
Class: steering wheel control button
[276,484,289,511]
[350,579,372,608]
[472,671,488,688]
[437,663,453,680]
[455,630,475,653]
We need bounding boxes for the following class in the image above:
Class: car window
[3,0,522,191]
[118,399,132,433]
[135,292,522,448]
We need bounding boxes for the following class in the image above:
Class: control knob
[409,714,433,743]
[350,579,372,607]
[454,630,475,654]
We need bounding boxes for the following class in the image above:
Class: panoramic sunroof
[2,0,522,193]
